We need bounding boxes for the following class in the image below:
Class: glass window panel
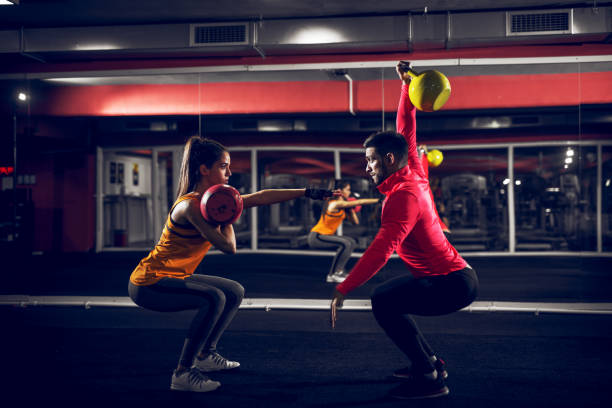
[227,150,252,249]
[341,148,509,252]
[340,151,383,251]
[603,146,612,251]
[256,150,335,249]
[102,150,154,249]
[435,148,509,251]
[578,146,599,251]
[514,145,597,251]
[157,151,174,215]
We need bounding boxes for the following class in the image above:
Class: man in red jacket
[419,144,451,234]
[330,61,479,399]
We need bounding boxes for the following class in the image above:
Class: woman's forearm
[335,198,379,209]
[242,189,305,208]
[354,198,380,206]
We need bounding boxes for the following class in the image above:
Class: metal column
[151,149,161,242]
[597,144,603,253]
[334,149,343,236]
[508,146,516,253]
[251,149,258,250]
[95,147,104,252]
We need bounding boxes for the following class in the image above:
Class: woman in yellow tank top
[307,180,380,283]
[128,136,334,393]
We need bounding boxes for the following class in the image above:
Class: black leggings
[128,274,244,368]
[371,266,478,374]
[307,231,356,275]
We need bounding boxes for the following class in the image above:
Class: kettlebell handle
[399,61,419,78]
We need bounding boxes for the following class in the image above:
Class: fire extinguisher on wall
[133,163,139,186]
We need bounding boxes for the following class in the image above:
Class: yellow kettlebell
[400,62,451,112]
[427,149,444,167]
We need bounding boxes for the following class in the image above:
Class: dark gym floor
[2,252,612,407]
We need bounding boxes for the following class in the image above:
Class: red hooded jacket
[336,84,466,295]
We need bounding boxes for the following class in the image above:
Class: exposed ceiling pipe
[343,72,355,116]
[407,13,414,53]
[445,11,452,50]
[19,27,45,63]
[253,18,266,59]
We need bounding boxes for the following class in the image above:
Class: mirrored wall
[98,141,610,254]
[1,58,611,255]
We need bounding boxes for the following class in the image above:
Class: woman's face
[202,151,232,186]
[341,184,351,199]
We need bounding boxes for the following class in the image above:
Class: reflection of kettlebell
[400,61,451,112]
[427,149,444,167]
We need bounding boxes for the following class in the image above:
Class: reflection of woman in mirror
[308,180,379,283]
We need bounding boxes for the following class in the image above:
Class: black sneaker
[388,374,449,399]
[393,357,448,380]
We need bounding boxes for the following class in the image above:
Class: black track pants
[370,266,478,373]
[128,274,244,368]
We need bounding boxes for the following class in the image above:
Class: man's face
[365,147,388,186]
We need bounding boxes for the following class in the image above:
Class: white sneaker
[193,351,240,372]
[326,271,348,283]
[170,367,221,392]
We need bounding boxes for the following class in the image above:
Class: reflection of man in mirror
[418,145,450,234]
[429,176,449,231]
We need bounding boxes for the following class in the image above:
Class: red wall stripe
[360,72,612,112]
[33,71,612,116]
[201,81,349,114]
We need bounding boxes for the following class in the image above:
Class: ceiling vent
[190,23,249,46]
[506,9,572,36]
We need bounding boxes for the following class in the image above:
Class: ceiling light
[0,0,19,5]
[472,116,511,129]
[17,92,27,101]
[74,43,120,51]
[289,26,346,44]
